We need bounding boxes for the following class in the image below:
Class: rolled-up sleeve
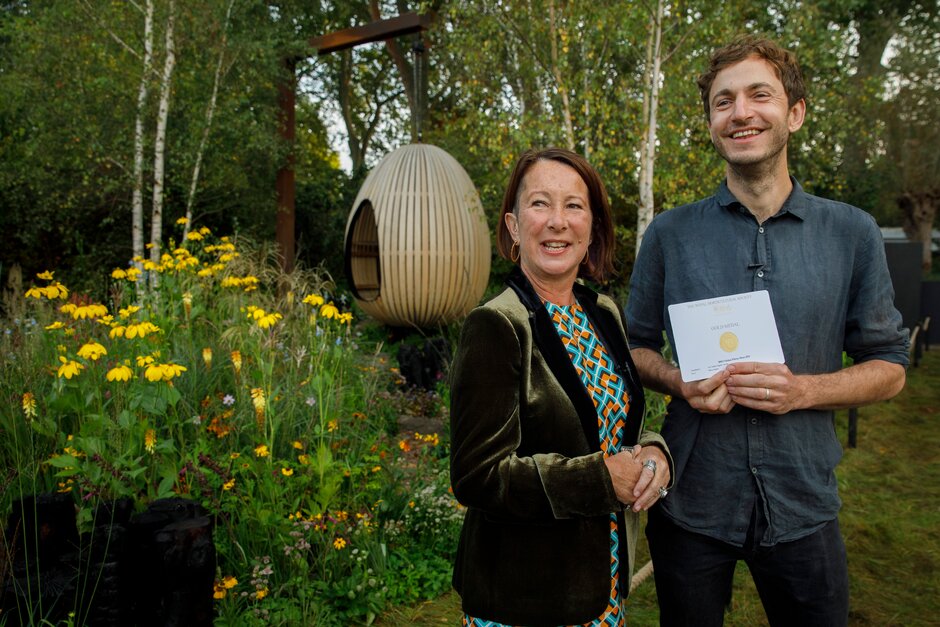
[844,217,910,366]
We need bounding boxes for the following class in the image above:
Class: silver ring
[764,387,770,400]
[642,459,657,473]
[658,486,669,499]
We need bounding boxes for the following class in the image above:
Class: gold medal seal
[719,331,739,353]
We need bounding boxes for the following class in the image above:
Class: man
[626,36,909,626]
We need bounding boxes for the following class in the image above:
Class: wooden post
[270,12,433,275]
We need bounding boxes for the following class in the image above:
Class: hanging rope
[411,33,425,142]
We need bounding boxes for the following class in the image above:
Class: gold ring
[764,388,770,401]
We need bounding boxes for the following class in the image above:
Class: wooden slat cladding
[343,144,491,327]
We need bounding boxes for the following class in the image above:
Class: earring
[510,241,520,263]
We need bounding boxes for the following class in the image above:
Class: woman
[450,147,673,627]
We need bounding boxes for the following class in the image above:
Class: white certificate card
[668,290,785,382]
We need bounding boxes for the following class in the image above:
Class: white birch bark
[183,0,236,240]
[548,0,576,151]
[636,0,664,258]
[149,0,176,278]
[132,0,154,268]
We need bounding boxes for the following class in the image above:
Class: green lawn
[379,347,940,626]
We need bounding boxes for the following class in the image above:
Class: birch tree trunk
[183,0,236,240]
[132,0,154,267]
[636,0,664,258]
[150,0,176,277]
[548,0,576,151]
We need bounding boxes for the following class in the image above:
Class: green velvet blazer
[450,269,672,626]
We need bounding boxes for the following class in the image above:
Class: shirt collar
[716,176,809,221]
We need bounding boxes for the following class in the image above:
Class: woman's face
[505,159,593,294]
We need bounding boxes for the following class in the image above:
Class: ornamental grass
[0,222,461,626]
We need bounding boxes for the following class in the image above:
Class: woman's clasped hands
[604,444,671,512]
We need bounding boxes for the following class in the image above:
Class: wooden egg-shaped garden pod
[344,143,491,328]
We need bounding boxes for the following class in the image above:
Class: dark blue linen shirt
[626,178,909,547]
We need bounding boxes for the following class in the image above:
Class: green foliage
[0,224,462,625]
[0,0,344,298]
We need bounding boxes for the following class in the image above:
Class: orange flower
[230,350,242,375]
[21,393,37,420]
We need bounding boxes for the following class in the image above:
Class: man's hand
[681,369,735,414]
[726,359,906,413]
[631,348,735,414]
[726,361,803,414]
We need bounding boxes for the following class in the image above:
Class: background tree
[2,0,937,303]
[878,4,940,271]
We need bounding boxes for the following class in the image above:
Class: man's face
[707,55,805,168]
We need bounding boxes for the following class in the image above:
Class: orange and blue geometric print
[546,302,630,457]
[462,302,629,627]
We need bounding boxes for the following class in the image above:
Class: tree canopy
[1,0,937,300]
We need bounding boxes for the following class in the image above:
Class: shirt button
[757,270,764,278]
[758,227,765,234]
[751,418,758,424]
[751,467,758,474]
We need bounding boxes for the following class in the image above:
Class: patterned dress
[463,301,631,627]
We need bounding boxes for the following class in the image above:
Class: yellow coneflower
[106,364,134,382]
[110,321,162,339]
[319,302,339,319]
[56,357,84,379]
[245,306,283,329]
[22,393,37,420]
[77,341,107,361]
[144,429,156,454]
[303,294,325,307]
[144,362,187,382]
[118,305,140,319]
[250,388,266,432]
[70,303,109,320]
[222,478,235,491]
[201,347,213,369]
[253,444,269,458]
